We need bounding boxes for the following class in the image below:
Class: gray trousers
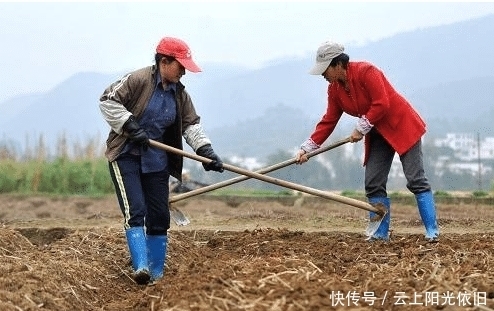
[364,129,431,198]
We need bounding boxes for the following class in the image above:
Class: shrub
[434,190,451,197]
[0,161,21,193]
[472,190,489,198]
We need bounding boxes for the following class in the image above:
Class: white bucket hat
[309,41,345,75]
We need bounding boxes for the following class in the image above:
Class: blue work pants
[109,154,170,235]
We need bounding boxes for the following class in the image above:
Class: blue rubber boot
[415,190,439,241]
[366,197,391,241]
[125,227,150,285]
[146,235,168,282]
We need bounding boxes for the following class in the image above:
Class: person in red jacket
[295,41,439,242]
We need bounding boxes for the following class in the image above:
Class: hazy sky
[2,1,494,102]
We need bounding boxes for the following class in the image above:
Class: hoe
[157,138,387,236]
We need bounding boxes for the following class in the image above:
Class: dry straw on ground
[0,194,493,310]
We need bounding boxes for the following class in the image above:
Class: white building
[434,133,494,161]
[434,133,475,150]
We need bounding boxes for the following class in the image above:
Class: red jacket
[309,61,426,164]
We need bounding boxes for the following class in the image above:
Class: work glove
[122,115,149,150]
[196,144,224,172]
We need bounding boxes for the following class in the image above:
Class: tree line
[0,134,493,195]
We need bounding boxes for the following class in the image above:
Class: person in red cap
[99,36,224,285]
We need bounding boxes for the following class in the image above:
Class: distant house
[229,155,264,171]
[431,133,494,177]
[434,133,476,150]
[434,133,494,161]
[433,157,492,177]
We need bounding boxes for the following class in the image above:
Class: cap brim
[308,60,331,75]
[177,58,202,73]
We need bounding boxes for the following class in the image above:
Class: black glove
[123,116,149,150]
[196,144,224,172]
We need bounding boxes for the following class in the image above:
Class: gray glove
[123,116,149,150]
[196,144,224,172]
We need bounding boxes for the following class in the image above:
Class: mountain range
[1,14,493,159]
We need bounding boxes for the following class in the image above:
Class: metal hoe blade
[364,202,387,237]
[170,206,190,226]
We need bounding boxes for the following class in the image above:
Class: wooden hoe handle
[149,139,383,215]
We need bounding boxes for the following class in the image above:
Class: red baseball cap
[156,37,201,73]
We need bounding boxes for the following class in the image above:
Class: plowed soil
[1,193,493,311]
